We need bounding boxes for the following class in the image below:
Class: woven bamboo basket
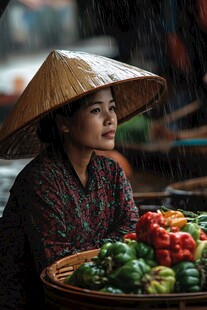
[40,249,207,310]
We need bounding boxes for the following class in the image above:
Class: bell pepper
[173,261,202,293]
[194,240,207,260]
[99,286,124,294]
[192,214,207,234]
[162,210,187,229]
[155,249,171,267]
[181,222,201,244]
[108,258,151,293]
[65,261,108,290]
[136,211,166,244]
[136,211,196,267]
[154,230,196,267]
[93,242,112,263]
[96,241,137,273]
[195,258,207,291]
[126,239,156,267]
[200,229,207,240]
[150,224,171,249]
[133,241,155,261]
[122,232,137,241]
[141,266,175,294]
[170,232,196,264]
[169,226,180,233]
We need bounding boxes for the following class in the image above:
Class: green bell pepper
[192,214,207,234]
[173,261,202,293]
[141,266,175,294]
[65,261,107,290]
[195,258,207,291]
[108,258,151,293]
[127,240,156,267]
[129,240,155,260]
[99,286,124,294]
[181,222,201,244]
[194,240,207,260]
[93,242,112,263]
[97,241,137,273]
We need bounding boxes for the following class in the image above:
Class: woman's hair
[37,98,83,145]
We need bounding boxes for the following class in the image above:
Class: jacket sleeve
[14,166,94,274]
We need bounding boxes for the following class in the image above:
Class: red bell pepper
[170,232,196,263]
[169,226,180,233]
[200,229,207,241]
[122,233,137,241]
[136,211,196,267]
[149,224,171,249]
[152,249,172,268]
[155,231,196,267]
[135,211,166,244]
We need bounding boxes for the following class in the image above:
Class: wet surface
[0,159,31,217]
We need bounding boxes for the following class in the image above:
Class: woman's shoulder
[94,151,119,168]
[93,152,128,178]
[94,150,133,178]
[15,149,63,182]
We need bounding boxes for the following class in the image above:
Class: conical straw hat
[0,50,166,159]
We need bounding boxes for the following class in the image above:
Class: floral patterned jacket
[0,146,139,309]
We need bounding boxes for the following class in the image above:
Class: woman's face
[62,87,118,151]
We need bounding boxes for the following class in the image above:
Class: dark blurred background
[1,0,207,127]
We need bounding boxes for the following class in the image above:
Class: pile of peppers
[65,209,207,295]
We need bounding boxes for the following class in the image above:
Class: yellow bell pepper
[162,210,187,229]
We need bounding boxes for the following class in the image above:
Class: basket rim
[46,248,100,282]
[41,268,207,302]
[41,249,207,302]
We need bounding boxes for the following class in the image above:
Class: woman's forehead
[87,87,113,102]
[75,87,114,112]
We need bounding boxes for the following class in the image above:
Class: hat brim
[0,50,166,159]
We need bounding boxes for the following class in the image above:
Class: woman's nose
[104,113,114,126]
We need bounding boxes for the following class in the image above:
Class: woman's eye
[91,108,100,113]
[110,105,117,112]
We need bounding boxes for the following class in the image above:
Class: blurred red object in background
[96,149,133,178]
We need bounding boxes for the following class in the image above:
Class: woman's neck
[64,144,93,187]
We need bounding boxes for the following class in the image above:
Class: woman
[0,50,166,309]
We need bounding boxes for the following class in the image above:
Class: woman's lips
[102,130,116,139]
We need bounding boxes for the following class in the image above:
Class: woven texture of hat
[0,50,166,159]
